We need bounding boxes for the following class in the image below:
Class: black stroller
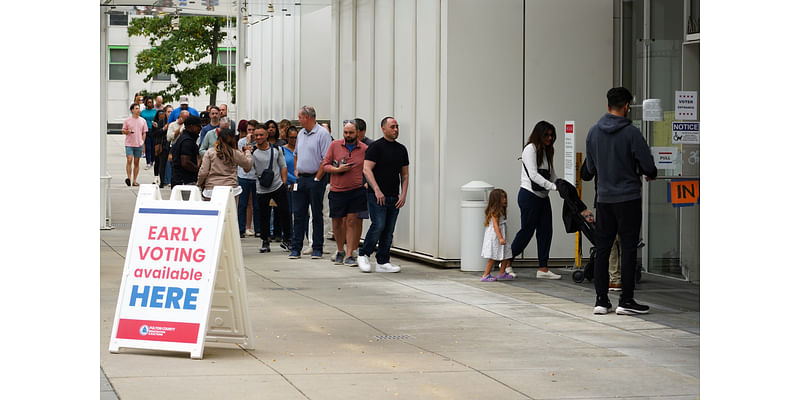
[555,179,643,284]
[554,179,596,283]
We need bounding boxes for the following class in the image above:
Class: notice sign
[563,121,576,185]
[668,179,699,207]
[672,121,700,144]
[110,185,227,358]
[675,91,697,120]
[651,147,679,169]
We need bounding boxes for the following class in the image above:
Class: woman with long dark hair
[508,120,561,279]
[150,109,169,187]
[197,128,253,201]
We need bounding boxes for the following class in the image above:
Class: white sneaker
[376,262,401,273]
[536,270,562,280]
[144,163,152,170]
[245,229,255,237]
[505,266,517,278]
[357,255,372,273]
[303,247,313,255]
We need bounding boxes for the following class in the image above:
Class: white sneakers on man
[357,255,372,273]
[376,262,401,273]
[357,256,401,273]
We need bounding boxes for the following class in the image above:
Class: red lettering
[194,271,202,280]
[148,226,157,240]
[191,227,202,241]
[138,246,150,260]
[157,227,169,240]
[171,227,181,241]
[193,249,206,262]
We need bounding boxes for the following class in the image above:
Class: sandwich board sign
[109,185,254,359]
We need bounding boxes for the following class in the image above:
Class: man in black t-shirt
[357,116,409,273]
[171,115,202,187]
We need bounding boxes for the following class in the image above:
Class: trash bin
[460,181,494,271]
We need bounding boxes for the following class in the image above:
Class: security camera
[244,58,252,67]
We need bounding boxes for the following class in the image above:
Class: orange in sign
[670,180,699,204]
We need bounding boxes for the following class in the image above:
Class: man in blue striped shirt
[289,105,332,259]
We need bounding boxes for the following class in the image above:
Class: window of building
[109,46,128,81]
[218,48,236,74]
[154,72,172,81]
[109,13,128,26]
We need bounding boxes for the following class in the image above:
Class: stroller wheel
[572,270,584,283]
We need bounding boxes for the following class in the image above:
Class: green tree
[128,15,235,106]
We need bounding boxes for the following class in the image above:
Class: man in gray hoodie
[583,87,657,316]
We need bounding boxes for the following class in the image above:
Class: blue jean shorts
[125,146,143,158]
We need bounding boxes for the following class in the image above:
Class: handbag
[258,146,276,188]
[520,157,551,192]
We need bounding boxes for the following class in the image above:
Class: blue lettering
[165,287,183,309]
[149,286,166,308]
[128,285,199,309]
[183,288,199,310]
[129,285,150,307]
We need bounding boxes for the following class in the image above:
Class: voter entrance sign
[109,185,254,359]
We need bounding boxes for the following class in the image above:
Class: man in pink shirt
[122,103,149,186]
[322,120,368,266]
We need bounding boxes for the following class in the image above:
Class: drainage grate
[374,335,411,341]
[111,223,132,228]
[268,287,301,291]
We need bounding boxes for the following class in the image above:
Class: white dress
[481,216,512,260]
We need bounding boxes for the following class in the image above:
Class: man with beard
[322,120,368,266]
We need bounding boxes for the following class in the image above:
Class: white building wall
[331,0,613,261]
[242,4,332,123]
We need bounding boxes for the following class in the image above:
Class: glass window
[109,13,128,26]
[109,47,128,81]
[218,48,236,74]
[154,72,171,81]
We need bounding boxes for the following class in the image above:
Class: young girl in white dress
[480,189,515,281]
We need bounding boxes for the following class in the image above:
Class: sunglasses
[343,119,355,125]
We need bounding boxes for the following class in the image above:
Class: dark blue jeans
[510,188,553,268]
[145,135,154,164]
[292,175,327,252]
[237,177,260,235]
[359,192,400,265]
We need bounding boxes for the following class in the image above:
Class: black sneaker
[593,297,613,315]
[259,240,270,253]
[280,241,291,251]
[240,232,245,238]
[616,299,650,315]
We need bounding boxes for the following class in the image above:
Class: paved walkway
[100,134,699,399]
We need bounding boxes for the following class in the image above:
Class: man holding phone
[322,120,368,266]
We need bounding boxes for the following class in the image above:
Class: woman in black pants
[509,121,561,279]
[150,109,169,188]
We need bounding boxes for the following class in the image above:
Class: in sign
[669,180,699,207]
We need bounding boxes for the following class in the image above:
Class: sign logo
[139,325,149,336]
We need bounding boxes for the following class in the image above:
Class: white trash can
[460,181,494,271]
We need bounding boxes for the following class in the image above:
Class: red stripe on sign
[116,319,200,343]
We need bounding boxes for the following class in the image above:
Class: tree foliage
[128,15,235,105]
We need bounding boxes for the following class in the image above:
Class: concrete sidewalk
[100,134,699,399]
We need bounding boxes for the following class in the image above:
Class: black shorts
[328,187,367,218]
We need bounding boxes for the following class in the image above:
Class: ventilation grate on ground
[111,223,132,228]
[374,335,411,341]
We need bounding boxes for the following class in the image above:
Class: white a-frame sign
[109,185,254,359]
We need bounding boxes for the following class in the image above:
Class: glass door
[621,0,699,281]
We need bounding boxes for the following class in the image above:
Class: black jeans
[257,184,291,245]
[593,199,642,303]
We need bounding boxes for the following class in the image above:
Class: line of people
[123,99,410,274]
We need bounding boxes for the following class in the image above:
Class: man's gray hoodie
[583,113,657,204]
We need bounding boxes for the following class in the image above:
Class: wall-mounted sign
[643,99,664,121]
[675,91,697,120]
[563,121,575,185]
[668,179,699,207]
[651,146,678,169]
[672,121,700,144]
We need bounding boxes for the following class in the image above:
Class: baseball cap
[179,95,189,105]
